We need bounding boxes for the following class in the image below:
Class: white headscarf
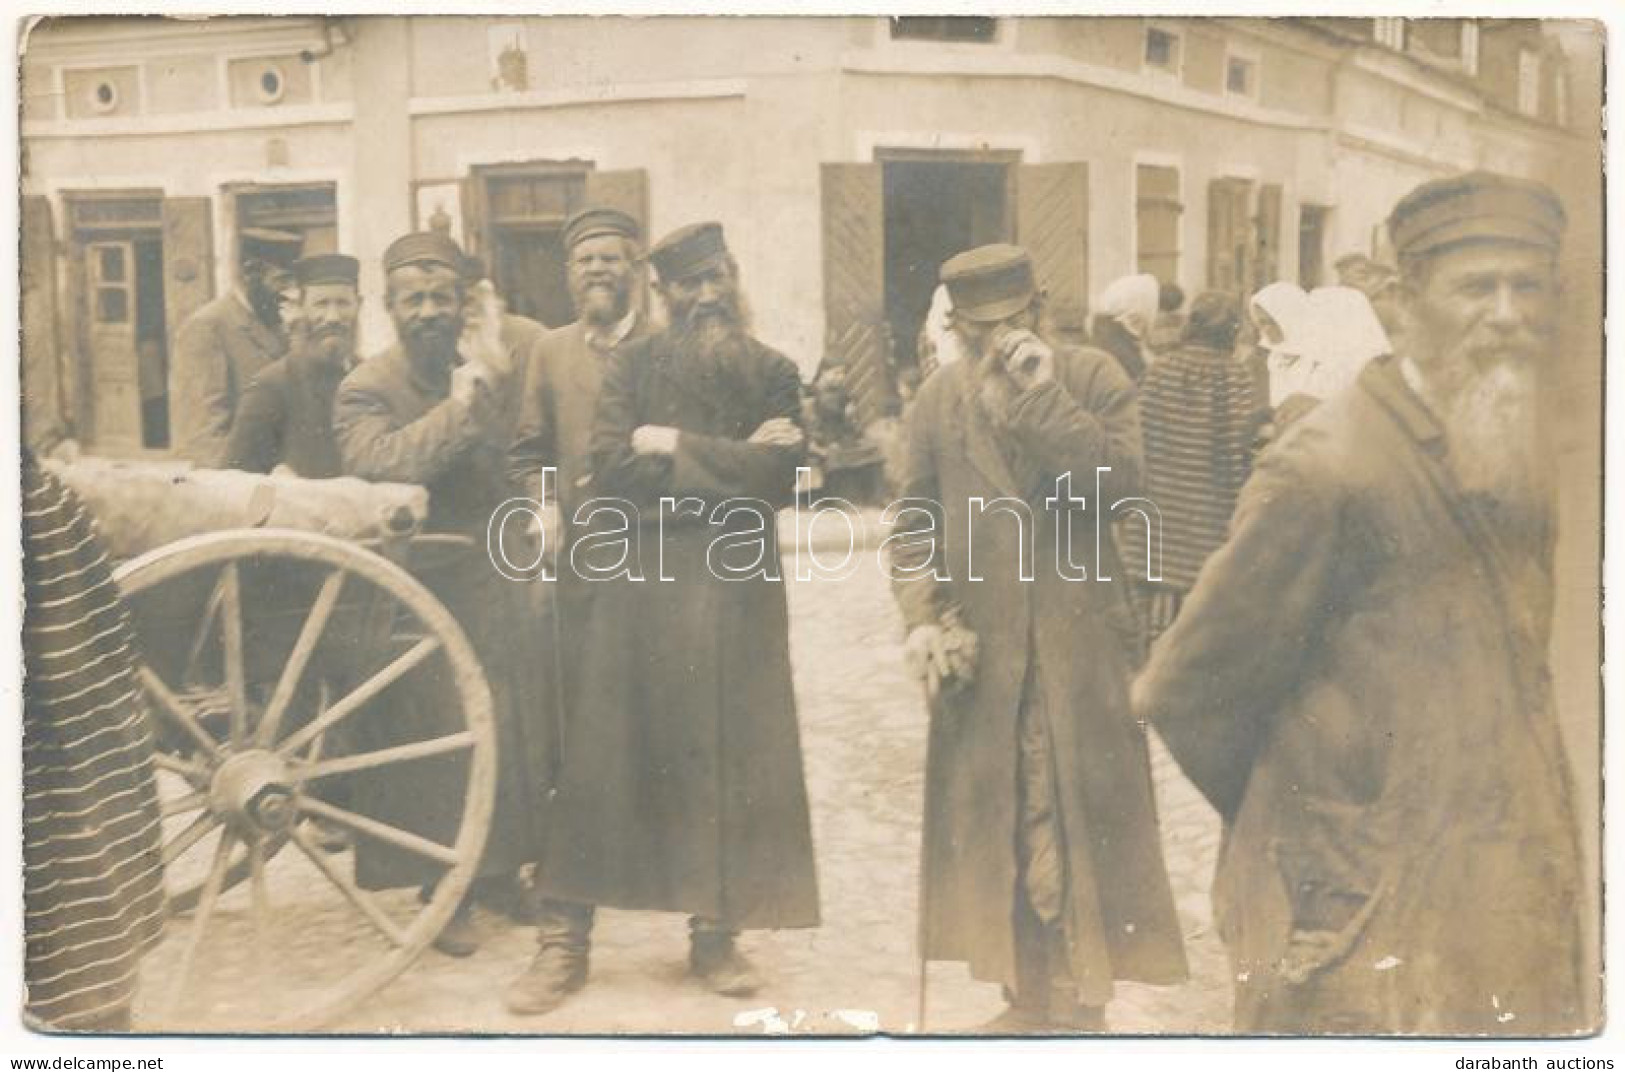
[1249,282,1313,407]
[1297,286,1391,400]
[1093,274,1160,341]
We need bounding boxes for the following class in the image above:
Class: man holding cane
[888,244,1186,1032]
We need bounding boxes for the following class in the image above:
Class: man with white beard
[1135,171,1589,1035]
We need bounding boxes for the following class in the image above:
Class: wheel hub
[210,749,296,832]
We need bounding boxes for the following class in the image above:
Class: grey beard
[1439,360,1544,516]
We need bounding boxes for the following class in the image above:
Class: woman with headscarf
[1089,273,1160,382]
[1135,291,1262,639]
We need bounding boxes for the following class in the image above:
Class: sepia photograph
[10,8,1608,1047]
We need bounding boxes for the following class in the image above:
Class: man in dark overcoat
[1135,172,1590,1034]
[889,243,1187,1032]
[332,231,538,956]
[171,229,299,466]
[503,207,653,1012]
[224,253,361,478]
[530,222,819,1012]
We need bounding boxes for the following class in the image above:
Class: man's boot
[506,900,593,1016]
[423,883,480,958]
[688,918,762,998]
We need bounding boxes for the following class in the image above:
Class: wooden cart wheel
[115,528,496,1032]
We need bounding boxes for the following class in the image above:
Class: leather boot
[688,919,762,997]
[505,900,593,1016]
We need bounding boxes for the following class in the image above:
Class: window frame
[1142,24,1184,80]
[1517,47,1541,117]
[1223,44,1261,101]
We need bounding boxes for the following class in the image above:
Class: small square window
[1226,56,1256,97]
[1145,28,1180,73]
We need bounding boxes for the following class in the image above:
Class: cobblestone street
[142,548,1231,1036]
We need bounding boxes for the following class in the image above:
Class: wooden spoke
[276,636,441,759]
[182,573,226,686]
[154,751,210,784]
[256,570,347,748]
[139,666,221,760]
[289,825,408,948]
[295,731,474,782]
[219,563,248,746]
[249,838,271,961]
[164,828,236,1014]
[160,790,208,818]
[161,809,220,867]
[295,794,459,867]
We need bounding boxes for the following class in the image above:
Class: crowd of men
[21,167,1590,1037]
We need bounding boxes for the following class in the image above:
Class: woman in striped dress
[22,451,165,1032]
[1136,292,1262,641]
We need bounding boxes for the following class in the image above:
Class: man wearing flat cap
[224,253,361,477]
[523,221,819,1013]
[1137,171,1589,1033]
[503,206,653,1012]
[888,243,1186,1032]
[171,228,301,466]
[332,231,539,957]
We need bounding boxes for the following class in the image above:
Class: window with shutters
[1136,163,1182,284]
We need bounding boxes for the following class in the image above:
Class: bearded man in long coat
[890,244,1187,1033]
[531,221,819,1011]
[333,231,538,957]
[1135,171,1591,1035]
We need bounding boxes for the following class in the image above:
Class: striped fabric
[22,455,165,1031]
[1138,344,1261,592]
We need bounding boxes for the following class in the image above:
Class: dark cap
[1388,170,1565,260]
[941,244,1036,323]
[564,207,642,252]
[383,231,465,274]
[292,253,360,288]
[240,227,302,266]
[1183,290,1242,349]
[649,221,728,282]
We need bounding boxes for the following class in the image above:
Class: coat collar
[1357,354,1445,452]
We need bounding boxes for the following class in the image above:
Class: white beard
[1438,359,1542,513]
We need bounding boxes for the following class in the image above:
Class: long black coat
[1138,356,1587,1034]
[536,330,820,929]
[891,347,1188,1004]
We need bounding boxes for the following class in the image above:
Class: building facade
[15,10,1605,1010]
[21,14,1599,451]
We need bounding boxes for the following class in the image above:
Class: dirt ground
[137,548,1232,1037]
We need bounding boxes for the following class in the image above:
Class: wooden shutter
[1207,177,1253,296]
[161,197,215,362]
[584,168,649,239]
[1254,183,1283,294]
[21,195,64,449]
[820,163,892,427]
[1016,162,1090,344]
[460,174,490,264]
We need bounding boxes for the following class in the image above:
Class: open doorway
[66,192,169,455]
[473,163,589,328]
[880,150,1016,376]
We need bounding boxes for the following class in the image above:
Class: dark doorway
[133,238,169,449]
[1298,204,1330,289]
[476,164,589,328]
[881,153,1014,372]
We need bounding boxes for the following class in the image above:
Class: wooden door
[1207,177,1255,296]
[84,240,143,453]
[1016,162,1090,344]
[820,163,892,425]
[21,195,64,449]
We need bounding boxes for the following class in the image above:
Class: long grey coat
[892,347,1188,1004]
[1137,355,1587,1034]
